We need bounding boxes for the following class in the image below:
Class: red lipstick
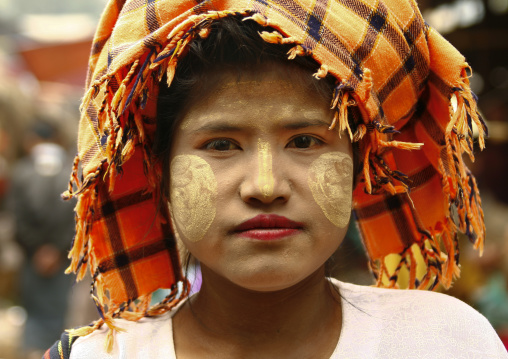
[235,214,303,241]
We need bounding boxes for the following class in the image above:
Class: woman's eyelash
[202,135,322,151]
[287,135,324,149]
[204,139,240,151]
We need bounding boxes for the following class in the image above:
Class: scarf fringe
[313,64,329,79]
[370,231,457,290]
[65,280,189,352]
[243,13,270,27]
[368,64,486,290]
[440,65,486,255]
[259,30,297,45]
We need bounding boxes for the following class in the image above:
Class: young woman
[46,0,507,358]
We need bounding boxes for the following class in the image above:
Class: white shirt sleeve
[332,280,508,359]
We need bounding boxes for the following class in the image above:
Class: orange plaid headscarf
[64,0,486,340]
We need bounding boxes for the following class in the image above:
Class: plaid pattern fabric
[44,330,80,359]
[65,0,486,336]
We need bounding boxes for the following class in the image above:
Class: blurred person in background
[0,76,29,222]
[0,93,25,289]
[445,115,508,347]
[470,120,508,347]
[6,118,75,358]
[0,78,32,358]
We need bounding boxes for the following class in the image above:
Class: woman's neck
[173,266,343,359]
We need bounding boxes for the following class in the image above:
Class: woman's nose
[239,139,291,205]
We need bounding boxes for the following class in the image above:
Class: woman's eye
[204,139,239,151]
[287,135,323,149]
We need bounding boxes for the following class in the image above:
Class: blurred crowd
[0,6,101,357]
[0,0,507,358]
[0,61,98,359]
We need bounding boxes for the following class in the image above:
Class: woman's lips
[235,214,303,241]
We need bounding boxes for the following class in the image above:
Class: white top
[70,279,508,358]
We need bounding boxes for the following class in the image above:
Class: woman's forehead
[176,63,334,129]
[191,62,331,100]
[177,70,334,132]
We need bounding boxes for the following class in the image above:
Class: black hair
[153,15,361,201]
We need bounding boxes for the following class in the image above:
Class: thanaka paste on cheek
[257,138,274,198]
[307,152,353,228]
[170,155,217,242]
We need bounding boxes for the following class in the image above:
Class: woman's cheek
[170,155,217,242]
[307,152,353,228]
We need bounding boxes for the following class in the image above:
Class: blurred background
[0,0,506,358]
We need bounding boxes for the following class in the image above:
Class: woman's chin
[220,265,318,293]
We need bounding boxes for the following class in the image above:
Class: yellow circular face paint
[170,155,217,242]
[308,152,353,228]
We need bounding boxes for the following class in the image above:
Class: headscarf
[64,0,486,343]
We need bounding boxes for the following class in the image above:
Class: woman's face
[168,64,353,292]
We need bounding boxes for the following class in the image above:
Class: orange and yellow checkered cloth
[64,0,486,335]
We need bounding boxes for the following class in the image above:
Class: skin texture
[169,63,353,359]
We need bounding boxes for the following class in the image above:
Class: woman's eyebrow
[190,118,330,134]
[191,122,244,134]
[282,119,331,130]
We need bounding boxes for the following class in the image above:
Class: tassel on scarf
[287,44,310,59]
[439,67,486,260]
[258,30,296,45]
[112,60,139,114]
[62,155,80,200]
[198,26,211,39]
[373,240,449,290]
[65,189,92,274]
[104,316,126,353]
[328,84,354,141]
[378,139,423,151]
[243,13,269,26]
[338,93,353,140]
[313,64,329,79]
[353,124,367,141]
[66,319,103,338]
[80,83,101,113]
[363,144,373,194]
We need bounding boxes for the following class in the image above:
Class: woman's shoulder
[335,278,484,320]
[334,278,492,329]
[332,278,508,358]
[45,310,176,359]
[75,311,175,359]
